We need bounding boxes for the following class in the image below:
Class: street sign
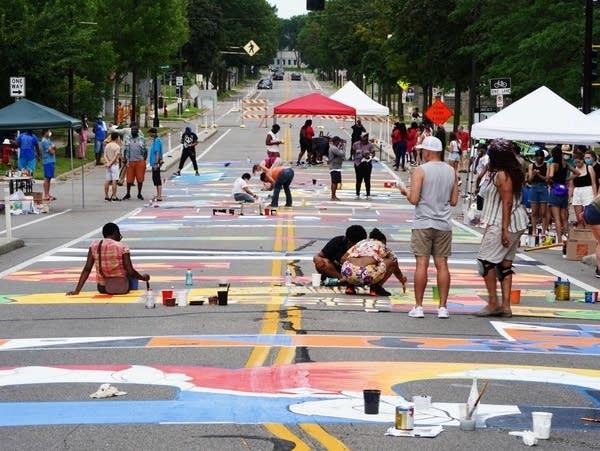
[159,65,170,70]
[243,40,260,57]
[490,78,511,95]
[424,99,454,125]
[496,94,504,108]
[175,76,183,86]
[10,76,25,97]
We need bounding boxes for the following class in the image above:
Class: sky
[267,0,308,19]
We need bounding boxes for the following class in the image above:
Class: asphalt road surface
[0,73,599,451]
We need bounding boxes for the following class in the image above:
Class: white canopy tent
[330,81,390,145]
[472,86,600,145]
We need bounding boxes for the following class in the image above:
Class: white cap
[2,139,10,145]
[416,136,443,152]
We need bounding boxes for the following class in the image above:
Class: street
[0,74,599,451]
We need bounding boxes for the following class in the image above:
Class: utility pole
[583,0,596,113]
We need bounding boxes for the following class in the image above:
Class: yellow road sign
[244,40,260,56]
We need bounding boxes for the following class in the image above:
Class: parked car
[257,78,273,89]
[291,73,302,81]
[273,71,284,81]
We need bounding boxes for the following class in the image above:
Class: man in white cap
[397,136,459,318]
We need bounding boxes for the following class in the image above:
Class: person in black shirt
[350,120,366,160]
[313,225,367,284]
[175,126,199,176]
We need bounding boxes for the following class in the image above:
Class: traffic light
[307,0,325,11]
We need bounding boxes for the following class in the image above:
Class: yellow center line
[263,424,311,451]
[299,423,351,451]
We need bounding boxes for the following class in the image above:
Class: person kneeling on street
[232,172,259,203]
[340,228,407,296]
[67,222,150,295]
[313,225,367,286]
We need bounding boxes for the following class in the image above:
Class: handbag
[97,240,129,294]
[551,183,568,197]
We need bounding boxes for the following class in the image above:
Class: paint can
[555,280,570,301]
[395,405,414,430]
[584,291,594,303]
[264,208,270,216]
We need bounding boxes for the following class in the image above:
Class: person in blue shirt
[148,127,163,201]
[93,116,107,166]
[40,129,57,201]
[16,130,39,174]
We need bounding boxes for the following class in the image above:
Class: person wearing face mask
[572,150,597,228]
[122,125,147,200]
[584,150,600,195]
[527,149,549,237]
[66,222,150,295]
[547,145,576,242]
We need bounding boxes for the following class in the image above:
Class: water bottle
[285,268,292,286]
[144,289,155,309]
[185,268,193,287]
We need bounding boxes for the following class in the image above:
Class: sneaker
[366,196,372,201]
[596,267,600,278]
[195,171,200,176]
[104,197,111,202]
[369,285,391,296]
[408,306,424,318]
[355,195,360,200]
[437,307,449,319]
[111,196,121,202]
[122,194,131,200]
[174,171,181,176]
[345,286,357,295]
[137,194,144,200]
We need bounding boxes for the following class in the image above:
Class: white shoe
[366,196,372,201]
[437,307,449,319]
[408,306,424,318]
[355,195,360,200]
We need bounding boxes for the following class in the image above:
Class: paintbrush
[467,381,489,420]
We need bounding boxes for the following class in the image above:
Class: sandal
[499,309,513,318]
[474,306,503,317]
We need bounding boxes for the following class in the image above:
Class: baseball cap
[415,136,443,152]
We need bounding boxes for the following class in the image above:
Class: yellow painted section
[263,423,311,451]
[300,423,350,451]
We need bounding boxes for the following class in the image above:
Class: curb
[0,238,25,256]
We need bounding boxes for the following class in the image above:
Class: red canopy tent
[273,93,356,117]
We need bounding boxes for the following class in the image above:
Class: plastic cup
[545,292,556,303]
[432,286,440,301]
[363,389,381,414]
[217,290,228,305]
[459,418,476,431]
[175,290,188,306]
[510,289,521,304]
[311,273,321,287]
[129,278,139,290]
[161,289,174,304]
[532,411,552,439]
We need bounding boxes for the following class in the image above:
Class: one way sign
[10,76,26,98]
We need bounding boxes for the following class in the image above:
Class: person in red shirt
[406,122,419,167]
[297,119,315,165]
[456,125,470,172]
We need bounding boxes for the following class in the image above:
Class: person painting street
[253,161,294,208]
[313,225,367,285]
[398,136,459,318]
[147,127,163,202]
[175,126,199,176]
[328,136,345,201]
[232,172,259,203]
[474,139,528,318]
[67,222,150,295]
[40,129,56,201]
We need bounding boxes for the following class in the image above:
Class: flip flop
[474,306,503,317]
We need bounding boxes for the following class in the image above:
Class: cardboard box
[566,228,597,260]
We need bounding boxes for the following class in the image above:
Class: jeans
[394,141,407,169]
[354,161,372,196]
[271,168,294,207]
[178,147,198,171]
[234,192,255,203]
[94,140,104,154]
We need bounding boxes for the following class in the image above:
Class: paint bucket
[585,291,594,303]
[432,286,440,301]
[510,289,521,304]
[264,208,270,216]
[161,290,173,305]
[555,280,570,301]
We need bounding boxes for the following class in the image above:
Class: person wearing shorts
[147,128,163,202]
[584,196,600,278]
[398,136,459,318]
[103,132,122,201]
[527,149,549,236]
[328,136,345,201]
[474,139,528,319]
[40,129,56,201]
[123,125,147,200]
[571,152,597,227]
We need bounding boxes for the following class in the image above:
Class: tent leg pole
[4,188,12,240]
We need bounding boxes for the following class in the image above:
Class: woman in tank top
[547,146,575,241]
[572,151,597,227]
[527,149,549,236]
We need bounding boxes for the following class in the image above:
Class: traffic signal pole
[583,0,594,113]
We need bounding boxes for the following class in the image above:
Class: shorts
[106,164,119,181]
[340,260,386,286]
[572,185,594,206]
[330,170,341,185]
[477,224,524,263]
[410,228,452,257]
[43,163,54,179]
[528,183,548,204]
[18,156,36,173]
[126,160,146,184]
[584,204,600,225]
[152,166,162,186]
[448,152,460,162]
[548,191,568,209]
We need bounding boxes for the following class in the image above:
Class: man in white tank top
[398,136,459,318]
